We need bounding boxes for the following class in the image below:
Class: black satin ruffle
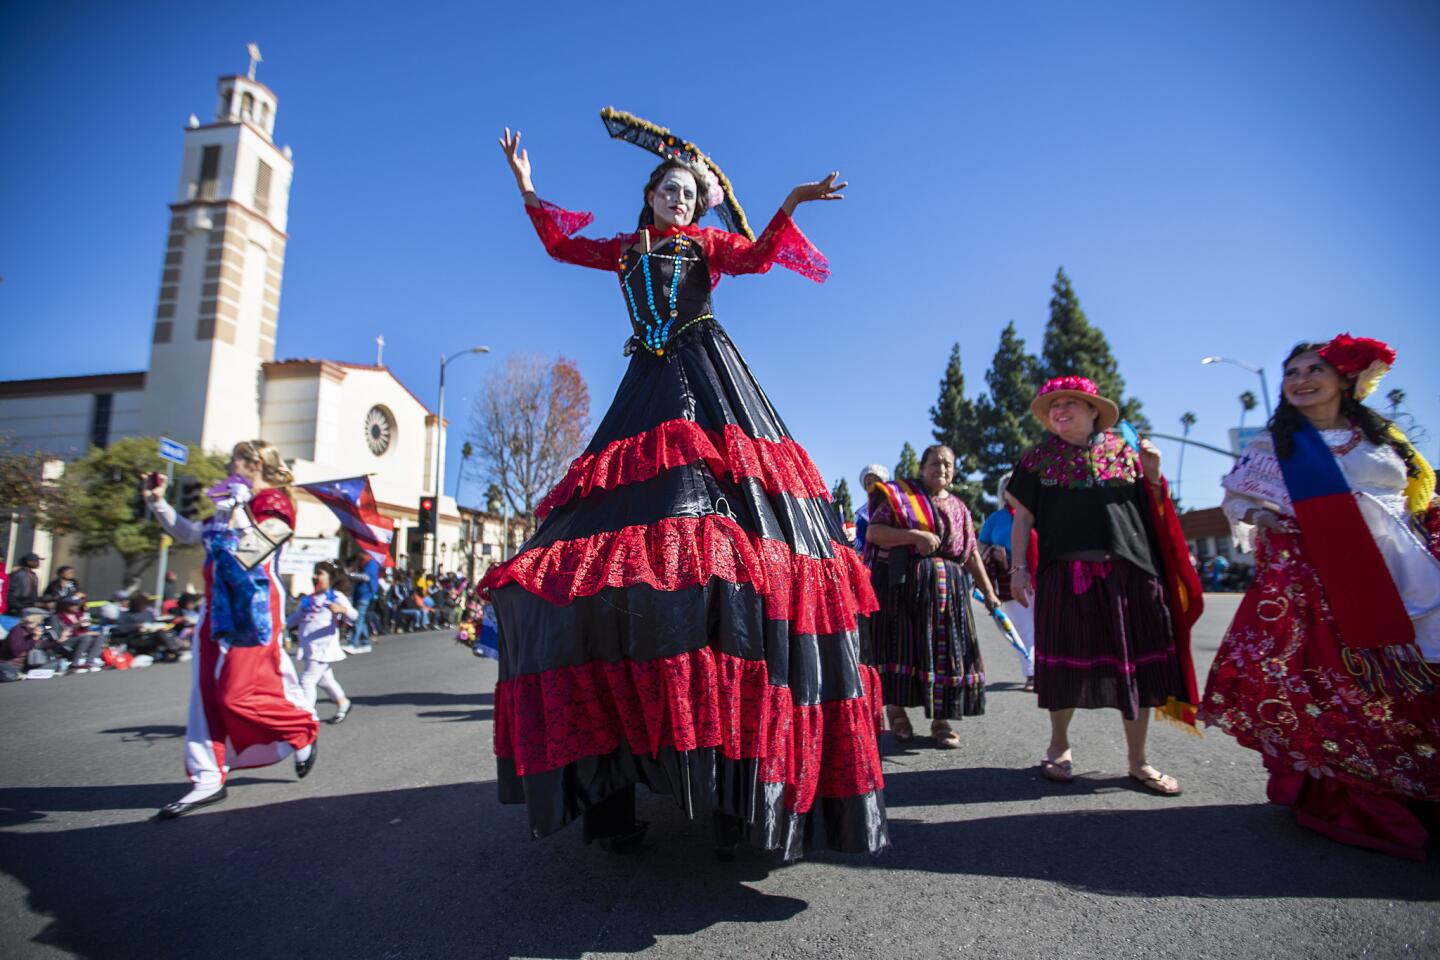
[490,581,869,708]
[497,742,890,860]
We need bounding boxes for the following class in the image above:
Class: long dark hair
[1267,340,1417,477]
[636,159,711,230]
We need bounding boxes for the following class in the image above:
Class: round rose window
[365,405,395,456]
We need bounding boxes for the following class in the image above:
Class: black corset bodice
[617,234,714,356]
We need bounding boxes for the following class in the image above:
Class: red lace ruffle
[479,514,878,636]
[536,420,831,519]
[704,209,830,284]
[493,646,885,809]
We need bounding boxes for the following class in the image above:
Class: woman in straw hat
[1007,376,1200,793]
[1202,336,1440,859]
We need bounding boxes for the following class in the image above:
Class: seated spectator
[51,597,106,673]
[398,588,429,632]
[111,594,181,659]
[3,609,68,675]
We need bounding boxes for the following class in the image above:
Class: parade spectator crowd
[2,545,484,682]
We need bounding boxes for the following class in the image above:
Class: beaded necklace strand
[620,235,697,357]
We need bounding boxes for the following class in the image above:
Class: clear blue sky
[3,1,1437,510]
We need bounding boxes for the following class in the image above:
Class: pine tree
[1041,267,1148,428]
[929,343,981,477]
[973,321,1045,492]
[895,442,920,479]
[831,477,855,523]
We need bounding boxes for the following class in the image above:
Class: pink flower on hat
[1038,375,1100,398]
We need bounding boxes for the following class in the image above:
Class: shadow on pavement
[0,781,807,959]
[98,725,186,744]
[872,768,1440,900]
[350,691,494,708]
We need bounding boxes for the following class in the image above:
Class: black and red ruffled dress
[478,201,887,859]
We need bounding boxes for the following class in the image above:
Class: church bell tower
[140,46,294,452]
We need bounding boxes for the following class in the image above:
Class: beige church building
[0,57,515,596]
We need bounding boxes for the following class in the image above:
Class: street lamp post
[433,345,490,576]
[1201,356,1272,417]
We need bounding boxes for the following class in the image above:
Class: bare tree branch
[467,354,591,521]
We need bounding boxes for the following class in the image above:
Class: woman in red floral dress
[1202,337,1440,860]
[479,124,886,860]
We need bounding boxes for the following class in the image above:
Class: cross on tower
[246,43,263,80]
[375,334,386,366]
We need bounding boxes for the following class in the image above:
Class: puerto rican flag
[299,476,396,567]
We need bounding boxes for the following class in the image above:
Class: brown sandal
[1040,758,1074,783]
[1128,768,1182,796]
[931,722,960,750]
[887,709,914,742]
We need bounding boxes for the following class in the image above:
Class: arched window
[241,92,255,121]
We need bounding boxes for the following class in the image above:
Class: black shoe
[295,741,318,779]
[157,786,228,820]
[595,820,649,855]
[331,701,351,725]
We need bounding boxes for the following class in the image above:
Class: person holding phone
[143,440,319,819]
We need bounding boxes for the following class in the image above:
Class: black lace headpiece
[599,106,755,241]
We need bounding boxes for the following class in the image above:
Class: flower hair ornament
[599,106,754,240]
[1318,333,1397,401]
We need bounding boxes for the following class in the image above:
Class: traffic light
[176,477,203,520]
[417,496,437,536]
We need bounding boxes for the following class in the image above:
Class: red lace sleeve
[251,489,295,528]
[525,200,622,272]
[703,209,830,283]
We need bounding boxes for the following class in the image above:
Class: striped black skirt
[870,552,986,720]
[1033,558,1187,719]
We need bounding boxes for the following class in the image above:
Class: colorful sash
[1277,420,1433,693]
[871,478,937,533]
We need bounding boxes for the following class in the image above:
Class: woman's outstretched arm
[706,172,845,282]
[499,127,619,270]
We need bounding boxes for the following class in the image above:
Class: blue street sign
[158,437,189,465]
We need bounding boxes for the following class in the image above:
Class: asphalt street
[2,596,1437,959]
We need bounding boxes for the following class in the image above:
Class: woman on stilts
[1203,336,1440,859]
[145,440,319,818]
[480,112,887,860]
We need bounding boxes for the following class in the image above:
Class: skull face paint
[649,167,698,230]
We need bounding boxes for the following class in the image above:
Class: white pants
[1000,599,1036,678]
[298,659,347,716]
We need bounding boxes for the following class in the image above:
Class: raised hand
[1138,438,1163,480]
[497,127,534,194]
[790,171,846,203]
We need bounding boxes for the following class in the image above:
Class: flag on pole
[299,476,395,567]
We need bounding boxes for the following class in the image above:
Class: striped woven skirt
[870,553,986,720]
[1033,557,1187,719]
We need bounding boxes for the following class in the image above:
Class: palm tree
[1178,411,1197,502]
[1238,391,1258,430]
[456,441,473,506]
[1386,388,1406,417]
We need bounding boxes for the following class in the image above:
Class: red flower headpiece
[1318,333,1396,400]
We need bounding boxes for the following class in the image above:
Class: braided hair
[1267,341,1417,478]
